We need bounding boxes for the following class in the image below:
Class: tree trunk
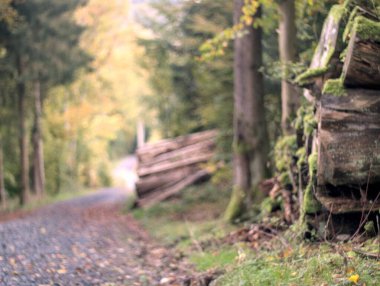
[225,3,269,221]
[32,80,45,197]
[278,0,300,134]
[0,140,6,209]
[17,56,30,205]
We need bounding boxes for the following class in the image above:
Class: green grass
[190,247,238,271]
[132,202,233,249]
[131,180,236,250]
[214,239,380,286]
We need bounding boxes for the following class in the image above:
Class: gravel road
[0,188,186,286]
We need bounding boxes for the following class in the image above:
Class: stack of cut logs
[135,130,217,207]
[297,0,380,233]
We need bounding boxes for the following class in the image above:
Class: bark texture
[225,2,269,221]
[32,80,45,197]
[342,30,380,88]
[317,90,380,187]
[278,0,300,134]
[17,56,30,205]
[0,141,6,209]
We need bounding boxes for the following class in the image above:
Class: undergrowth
[131,180,380,286]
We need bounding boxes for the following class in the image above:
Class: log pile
[135,130,217,207]
[295,0,380,236]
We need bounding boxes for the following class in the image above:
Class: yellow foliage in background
[44,0,152,188]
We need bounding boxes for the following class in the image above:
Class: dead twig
[352,249,380,260]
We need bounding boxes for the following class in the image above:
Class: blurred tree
[225,1,269,222]
[0,0,91,203]
[277,0,300,134]
[138,0,233,143]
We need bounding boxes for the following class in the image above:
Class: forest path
[0,188,187,285]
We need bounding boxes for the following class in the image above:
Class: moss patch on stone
[322,78,347,97]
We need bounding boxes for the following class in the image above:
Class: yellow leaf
[346,266,355,274]
[348,274,359,284]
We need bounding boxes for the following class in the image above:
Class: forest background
[0,0,343,210]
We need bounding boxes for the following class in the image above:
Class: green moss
[295,66,329,86]
[322,78,347,97]
[274,135,297,172]
[294,104,316,137]
[329,4,347,23]
[302,152,322,215]
[224,185,246,222]
[303,113,317,136]
[308,152,318,178]
[354,16,380,42]
[303,185,322,214]
[278,172,291,186]
[343,6,360,42]
[364,220,376,235]
[339,46,348,61]
[260,197,281,217]
[296,147,306,170]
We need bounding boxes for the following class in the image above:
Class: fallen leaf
[57,268,67,274]
[348,274,359,284]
